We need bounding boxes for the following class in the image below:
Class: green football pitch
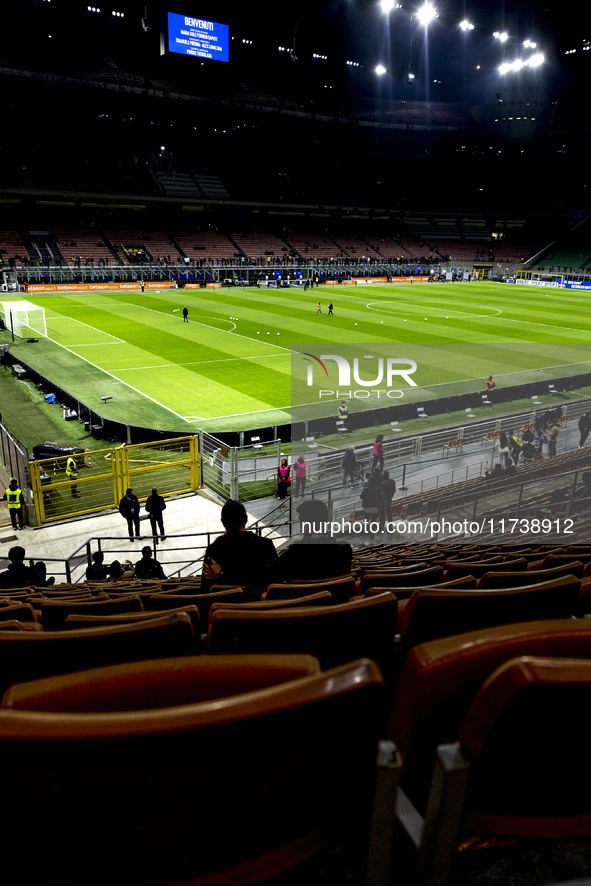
[2,282,591,433]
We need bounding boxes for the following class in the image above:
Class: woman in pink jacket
[295,455,307,497]
[277,458,291,499]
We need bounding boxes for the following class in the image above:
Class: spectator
[573,472,591,501]
[135,546,165,580]
[119,488,141,542]
[361,475,386,535]
[371,434,385,473]
[145,487,166,542]
[579,411,591,448]
[277,458,291,499]
[496,431,511,466]
[547,422,560,457]
[85,551,111,581]
[342,445,356,486]
[508,430,522,465]
[379,470,396,521]
[201,500,277,596]
[533,429,547,457]
[294,455,307,497]
[0,545,53,589]
[521,440,541,462]
[271,499,352,583]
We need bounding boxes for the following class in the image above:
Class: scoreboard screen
[167,12,229,62]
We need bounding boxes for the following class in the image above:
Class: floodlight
[493,31,508,42]
[528,53,544,67]
[381,0,395,11]
[460,20,474,31]
[499,63,511,74]
[375,64,387,75]
[523,39,536,48]
[416,2,437,25]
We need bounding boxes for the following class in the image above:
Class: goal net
[0,301,47,339]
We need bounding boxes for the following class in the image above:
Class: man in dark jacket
[579,411,591,448]
[85,551,111,581]
[135,546,165,580]
[119,488,141,542]
[342,446,357,486]
[201,500,277,597]
[145,488,166,542]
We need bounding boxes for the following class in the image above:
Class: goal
[0,300,47,339]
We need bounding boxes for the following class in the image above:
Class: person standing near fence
[66,455,80,498]
[145,487,166,542]
[119,488,141,542]
[277,458,291,499]
[2,479,25,530]
[371,434,385,473]
[295,455,307,497]
[547,422,560,457]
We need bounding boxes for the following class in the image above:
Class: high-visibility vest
[6,488,23,509]
[66,457,78,479]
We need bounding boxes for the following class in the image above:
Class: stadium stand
[170,230,239,263]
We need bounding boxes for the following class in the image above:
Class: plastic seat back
[0,659,384,885]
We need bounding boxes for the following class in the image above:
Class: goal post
[0,301,47,339]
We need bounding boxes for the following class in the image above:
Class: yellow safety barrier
[30,436,199,525]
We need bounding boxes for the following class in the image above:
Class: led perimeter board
[167,12,229,62]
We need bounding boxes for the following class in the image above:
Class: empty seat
[0,614,197,694]
[64,605,202,637]
[1,654,321,711]
[396,655,591,886]
[389,617,591,816]
[266,574,356,604]
[147,588,244,624]
[398,574,580,650]
[41,595,144,631]
[0,659,392,886]
[208,592,398,679]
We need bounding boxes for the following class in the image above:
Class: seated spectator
[573,472,591,503]
[271,499,352,582]
[521,440,542,462]
[484,463,506,481]
[201,500,277,596]
[109,560,124,581]
[0,545,53,589]
[85,551,111,582]
[135,546,165,580]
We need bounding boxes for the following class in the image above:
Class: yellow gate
[30,436,199,525]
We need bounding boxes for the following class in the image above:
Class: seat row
[2,623,591,885]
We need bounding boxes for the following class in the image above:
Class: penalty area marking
[47,317,126,343]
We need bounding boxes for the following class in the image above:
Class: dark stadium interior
[3,2,591,886]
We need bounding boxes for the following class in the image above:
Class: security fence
[0,420,33,526]
[30,436,199,524]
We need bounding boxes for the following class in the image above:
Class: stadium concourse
[0,491,235,581]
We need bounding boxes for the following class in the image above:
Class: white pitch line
[107,353,289,372]
[48,317,125,343]
[74,342,126,347]
[121,303,294,353]
[365,300,503,319]
[31,331,191,424]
